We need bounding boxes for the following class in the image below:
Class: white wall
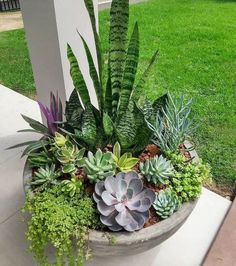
[20,0,99,112]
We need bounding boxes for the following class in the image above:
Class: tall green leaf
[105,68,112,116]
[79,34,103,111]
[109,0,129,116]
[84,0,103,82]
[78,104,97,146]
[67,44,91,106]
[118,22,139,116]
[135,50,159,91]
[65,89,83,128]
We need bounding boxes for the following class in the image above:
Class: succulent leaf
[93,171,155,232]
[153,189,180,219]
[112,142,139,172]
[84,150,116,183]
[140,155,174,185]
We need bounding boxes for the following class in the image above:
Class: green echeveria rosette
[153,188,180,219]
[84,149,116,183]
[139,155,175,185]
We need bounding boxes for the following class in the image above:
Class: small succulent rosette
[93,171,155,232]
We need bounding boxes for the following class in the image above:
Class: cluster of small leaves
[168,153,211,202]
[22,185,100,266]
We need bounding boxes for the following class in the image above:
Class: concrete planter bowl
[23,141,199,257]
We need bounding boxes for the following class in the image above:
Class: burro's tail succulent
[93,171,155,232]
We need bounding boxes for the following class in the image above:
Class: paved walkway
[0,84,232,265]
[0,11,23,32]
[0,0,147,32]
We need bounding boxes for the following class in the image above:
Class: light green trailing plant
[139,155,174,185]
[84,149,116,183]
[64,0,168,152]
[153,189,181,219]
[22,185,100,266]
[31,164,60,190]
[54,134,86,174]
[168,153,211,202]
[62,177,83,197]
[112,142,139,172]
[146,92,193,153]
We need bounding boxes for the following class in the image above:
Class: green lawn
[0,0,236,189]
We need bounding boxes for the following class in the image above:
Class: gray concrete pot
[23,141,199,257]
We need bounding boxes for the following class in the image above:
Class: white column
[20,0,99,112]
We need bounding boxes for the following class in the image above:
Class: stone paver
[0,85,232,265]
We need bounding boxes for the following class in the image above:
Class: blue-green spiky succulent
[139,155,174,185]
[153,189,180,219]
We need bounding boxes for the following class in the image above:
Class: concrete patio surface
[0,0,147,32]
[0,85,232,266]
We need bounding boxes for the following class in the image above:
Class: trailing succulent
[84,149,116,183]
[23,186,100,266]
[93,171,155,231]
[153,189,180,219]
[140,155,174,185]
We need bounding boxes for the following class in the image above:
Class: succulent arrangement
[11,0,211,265]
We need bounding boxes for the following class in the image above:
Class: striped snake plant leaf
[109,0,129,116]
[118,22,139,116]
[80,104,97,146]
[79,34,103,111]
[84,0,103,83]
[102,112,114,137]
[115,102,137,149]
[65,89,83,128]
[67,44,91,106]
[132,103,152,153]
[135,49,159,92]
[105,67,112,116]
[152,93,168,115]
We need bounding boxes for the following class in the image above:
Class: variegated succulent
[153,189,180,219]
[62,177,83,197]
[84,149,116,183]
[139,155,174,185]
[93,171,155,232]
[112,142,139,172]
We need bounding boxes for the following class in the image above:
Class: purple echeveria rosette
[93,171,155,232]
